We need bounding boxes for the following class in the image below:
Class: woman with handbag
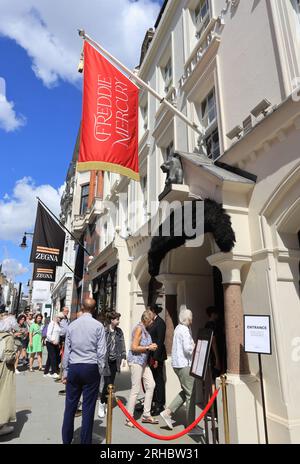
[125,309,158,428]
[14,314,29,374]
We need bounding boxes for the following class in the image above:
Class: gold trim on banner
[76,161,140,182]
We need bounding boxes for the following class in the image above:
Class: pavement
[0,351,207,445]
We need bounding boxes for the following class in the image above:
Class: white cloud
[0,177,64,242]
[0,77,26,131]
[0,0,160,87]
[2,258,28,279]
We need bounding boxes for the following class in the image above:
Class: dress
[27,323,43,354]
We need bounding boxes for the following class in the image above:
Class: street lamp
[19,232,34,249]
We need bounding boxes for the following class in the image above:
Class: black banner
[74,240,84,282]
[30,202,65,266]
[33,264,56,282]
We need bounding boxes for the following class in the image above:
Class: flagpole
[63,261,82,281]
[78,29,205,137]
[36,197,91,257]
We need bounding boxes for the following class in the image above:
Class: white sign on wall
[244,315,271,355]
[31,281,51,303]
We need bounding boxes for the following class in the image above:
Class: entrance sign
[244,315,271,355]
[190,328,213,380]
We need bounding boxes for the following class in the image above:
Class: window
[292,0,300,24]
[205,128,220,160]
[80,184,89,215]
[93,265,118,317]
[201,90,217,128]
[103,222,108,248]
[141,102,148,130]
[166,141,174,159]
[163,58,173,94]
[141,176,147,220]
[200,90,220,160]
[194,0,210,33]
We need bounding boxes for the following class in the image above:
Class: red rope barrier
[117,388,219,441]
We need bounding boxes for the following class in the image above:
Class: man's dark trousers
[150,361,165,409]
[62,363,100,444]
[45,341,59,374]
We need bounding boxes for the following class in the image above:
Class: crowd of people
[0,299,223,443]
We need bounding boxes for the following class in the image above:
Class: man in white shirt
[44,314,63,378]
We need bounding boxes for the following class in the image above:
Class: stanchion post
[106,384,114,444]
[220,374,230,444]
[258,353,269,444]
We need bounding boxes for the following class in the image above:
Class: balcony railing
[179,17,223,90]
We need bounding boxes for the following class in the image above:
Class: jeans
[101,360,117,404]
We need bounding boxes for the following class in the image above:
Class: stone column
[207,253,251,375]
[207,253,265,444]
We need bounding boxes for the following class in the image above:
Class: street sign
[244,314,272,444]
[190,328,213,380]
[244,315,271,355]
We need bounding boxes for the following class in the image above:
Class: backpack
[42,324,49,338]
[0,336,6,362]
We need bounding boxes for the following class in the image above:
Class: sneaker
[98,401,106,419]
[50,373,59,379]
[15,369,21,375]
[160,410,173,430]
[43,373,51,377]
[188,425,205,436]
[0,425,14,436]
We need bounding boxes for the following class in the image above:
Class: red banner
[78,41,139,181]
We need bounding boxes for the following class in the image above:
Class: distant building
[51,133,78,316]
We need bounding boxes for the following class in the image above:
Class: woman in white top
[160,307,198,432]
[43,314,62,378]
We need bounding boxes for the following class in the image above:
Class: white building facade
[67,0,300,443]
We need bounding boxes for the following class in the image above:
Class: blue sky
[0,0,162,289]
[0,37,81,285]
